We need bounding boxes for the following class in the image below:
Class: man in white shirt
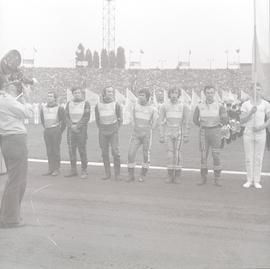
[240,83,270,189]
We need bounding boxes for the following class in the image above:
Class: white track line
[28,158,270,177]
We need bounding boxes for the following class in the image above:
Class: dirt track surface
[1,162,270,269]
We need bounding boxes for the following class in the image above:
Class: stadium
[0,0,270,269]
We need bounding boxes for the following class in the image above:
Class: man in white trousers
[0,149,7,175]
[240,83,270,189]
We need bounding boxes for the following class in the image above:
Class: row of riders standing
[39,84,270,188]
[1,80,270,228]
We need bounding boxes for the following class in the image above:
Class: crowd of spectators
[22,67,251,103]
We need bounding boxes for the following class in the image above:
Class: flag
[163,89,169,104]
[85,90,100,122]
[221,90,229,102]
[252,1,270,101]
[115,89,126,106]
[122,105,131,125]
[253,35,270,100]
[232,92,238,103]
[214,91,222,103]
[191,90,200,111]
[222,90,235,104]
[180,89,191,106]
[200,90,206,102]
[126,88,137,105]
[123,88,136,125]
[152,89,158,107]
[240,90,249,102]
[66,89,73,102]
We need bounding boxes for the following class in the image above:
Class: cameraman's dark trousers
[0,134,27,225]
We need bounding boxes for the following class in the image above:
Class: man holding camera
[0,75,33,228]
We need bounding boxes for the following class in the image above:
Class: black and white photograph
[0,0,270,268]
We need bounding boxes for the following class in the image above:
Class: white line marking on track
[32,184,52,194]
[28,158,270,177]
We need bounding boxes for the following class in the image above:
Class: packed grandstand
[23,67,251,103]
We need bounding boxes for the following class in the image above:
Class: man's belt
[201,125,221,129]
[46,123,60,129]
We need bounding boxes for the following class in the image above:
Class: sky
[0,0,269,68]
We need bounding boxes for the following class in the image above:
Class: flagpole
[253,0,257,103]
[129,50,131,69]
[188,50,191,69]
[252,0,257,184]
[269,0,270,56]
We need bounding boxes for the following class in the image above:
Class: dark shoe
[138,167,148,182]
[51,170,60,176]
[197,175,207,185]
[214,177,222,187]
[214,169,221,178]
[42,171,53,176]
[200,168,208,176]
[80,170,88,179]
[64,172,78,178]
[174,169,181,183]
[113,159,121,179]
[102,174,111,180]
[166,169,174,183]
[127,168,135,182]
[103,161,111,180]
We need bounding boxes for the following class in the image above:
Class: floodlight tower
[102,0,116,53]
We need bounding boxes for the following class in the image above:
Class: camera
[0,50,34,94]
